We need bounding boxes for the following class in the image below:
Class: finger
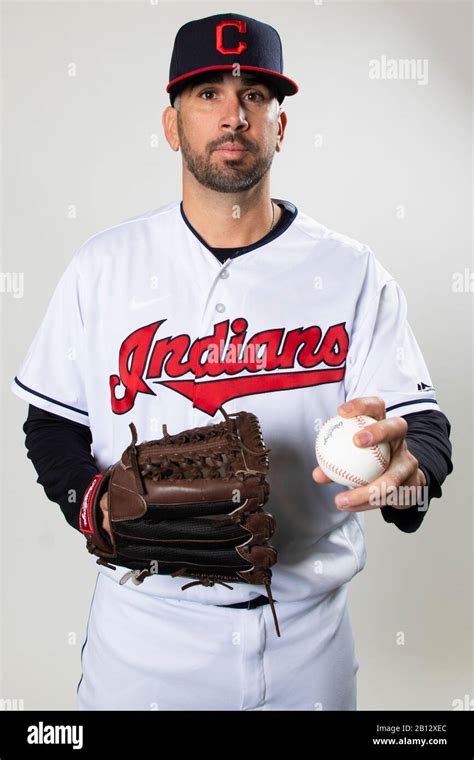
[312,466,332,484]
[335,484,374,510]
[338,396,386,421]
[352,416,408,448]
[336,500,381,513]
[100,506,110,528]
[335,451,418,510]
[101,511,113,540]
[340,466,426,512]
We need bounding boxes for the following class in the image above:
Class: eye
[197,88,267,102]
[245,90,265,102]
[199,89,217,100]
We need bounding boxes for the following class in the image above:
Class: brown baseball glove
[79,408,280,636]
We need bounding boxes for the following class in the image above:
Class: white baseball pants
[76,571,359,711]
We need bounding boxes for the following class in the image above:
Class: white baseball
[315,414,391,489]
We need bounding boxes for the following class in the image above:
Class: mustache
[211,137,255,152]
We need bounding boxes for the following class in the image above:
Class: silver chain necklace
[269,201,276,233]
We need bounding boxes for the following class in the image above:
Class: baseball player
[12,13,452,711]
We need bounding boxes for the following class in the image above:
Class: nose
[218,92,249,132]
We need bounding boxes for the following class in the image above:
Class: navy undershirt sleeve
[22,405,100,532]
[380,409,453,533]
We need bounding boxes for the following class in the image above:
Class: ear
[275,109,287,153]
[162,106,180,152]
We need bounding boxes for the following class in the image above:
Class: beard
[176,116,275,193]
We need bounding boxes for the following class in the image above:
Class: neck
[181,179,282,248]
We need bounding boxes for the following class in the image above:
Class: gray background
[2,0,472,710]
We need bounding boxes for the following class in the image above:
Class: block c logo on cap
[216,20,248,55]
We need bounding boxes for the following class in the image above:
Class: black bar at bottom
[0,710,472,757]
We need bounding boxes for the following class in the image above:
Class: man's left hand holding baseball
[312,396,427,512]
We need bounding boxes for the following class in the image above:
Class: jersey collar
[179,198,298,256]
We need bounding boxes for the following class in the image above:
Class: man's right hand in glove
[99,493,112,542]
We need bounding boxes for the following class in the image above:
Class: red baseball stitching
[315,415,389,486]
[315,438,367,487]
[355,416,390,469]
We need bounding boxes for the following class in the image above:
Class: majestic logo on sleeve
[110,317,349,416]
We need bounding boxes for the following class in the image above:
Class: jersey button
[220,269,230,279]
[215,303,226,313]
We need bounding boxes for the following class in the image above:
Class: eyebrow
[189,74,269,93]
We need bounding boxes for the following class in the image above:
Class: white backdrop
[2,0,471,710]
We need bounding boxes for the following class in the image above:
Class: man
[12,13,452,710]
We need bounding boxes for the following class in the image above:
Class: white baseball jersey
[12,198,441,606]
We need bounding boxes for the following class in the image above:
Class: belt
[215,594,272,610]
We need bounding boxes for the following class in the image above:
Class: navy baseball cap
[166,12,299,106]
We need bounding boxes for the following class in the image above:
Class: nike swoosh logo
[129,295,171,310]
